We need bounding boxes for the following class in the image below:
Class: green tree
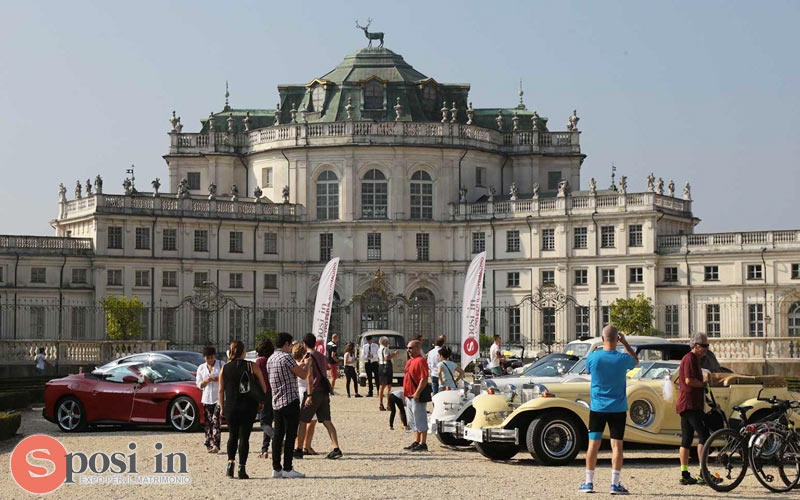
[609,294,655,336]
[255,329,279,346]
[100,296,144,340]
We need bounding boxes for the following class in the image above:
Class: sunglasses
[697,343,710,348]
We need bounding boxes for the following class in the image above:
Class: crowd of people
[195,327,717,489]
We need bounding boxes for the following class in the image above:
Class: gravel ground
[0,394,791,500]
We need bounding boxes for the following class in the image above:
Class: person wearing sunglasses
[676,333,710,486]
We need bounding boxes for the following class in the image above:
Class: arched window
[310,85,325,112]
[789,302,800,337]
[316,171,339,220]
[409,288,436,344]
[361,169,387,219]
[410,170,433,220]
[364,80,384,110]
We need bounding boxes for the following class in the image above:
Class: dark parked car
[96,350,205,372]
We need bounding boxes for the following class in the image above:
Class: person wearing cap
[579,325,638,495]
[676,333,711,485]
[402,340,429,452]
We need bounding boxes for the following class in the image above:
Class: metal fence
[2,299,795,356]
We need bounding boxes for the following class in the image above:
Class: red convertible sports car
[43,361,204,433]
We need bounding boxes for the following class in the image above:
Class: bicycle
[747,398,800,493]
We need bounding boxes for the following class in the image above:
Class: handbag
[308,352,334,395]
[418,383,433,403]
[238,361,267,403]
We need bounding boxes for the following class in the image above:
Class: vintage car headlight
[503,384,517,402]
[629,399,656,427]
[485,380,497,389]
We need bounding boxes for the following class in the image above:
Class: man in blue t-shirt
[578,325,638,495]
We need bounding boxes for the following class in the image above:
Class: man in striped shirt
[268,332,308,479]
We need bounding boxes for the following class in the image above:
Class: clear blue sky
[1,0,797,235]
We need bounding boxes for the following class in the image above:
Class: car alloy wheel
[168,396,198,432]
[56,396,86,432]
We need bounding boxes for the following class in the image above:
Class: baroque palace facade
[2,41,800,362]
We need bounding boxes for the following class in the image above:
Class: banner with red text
[461,252,486,368]
[311,257,340,344]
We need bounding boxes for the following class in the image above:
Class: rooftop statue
[532,182,540,199]
[75,180,82,199]
[208,183,217,200]
[619,175,627,194]
[122,178,133,195]
[509,182,518,200]
[656,177,664,195]
[459,186,467,203]
[488,186,496,202]
[94,175,103,195]
[558,178,571,197]
[394,97,403,121]
[85,179,92,196]
[253,186,263,200]
[231,184,239,201]
[178,178,190,199]
[496,110,503,131]
[646,172,655,192]
[58,183,67,203]
[152,178,161,197]
[683,182,692,201]
[243,111,251,131]
[345,97,354,120]
[450,102,458,124]
[668,180,675,197]
[170,111,183,133]
[355,18,384,49]
[273,103,281,126]
[567,109,580,132]
[282,185,290,203]
[588,177,597,195]
[227,113,234,133]
[466,102,474,125]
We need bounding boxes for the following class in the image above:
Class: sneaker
[210,446,219,454]
[272,469,283,479]
[292,448,303,459]
[411,443,428,452]
[578,482,594,493]
[403,442,420,451]
[679,475,698,485]
[326,448,343,459]
[389,426,394,430]
[609,483,630,495]
[355,394,363,398]
[282,469,305,479]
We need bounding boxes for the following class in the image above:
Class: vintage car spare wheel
[526,411,583,466]
[629,399,656,427]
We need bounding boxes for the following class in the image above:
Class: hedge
[0,411,22,440]
[0,391,32,411]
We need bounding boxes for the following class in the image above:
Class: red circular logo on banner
[463,337,479,357]
[10,434,67,495]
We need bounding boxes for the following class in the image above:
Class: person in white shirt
[488,335,505,377]
[196,346,225,453]
[426,335,446,394]
[34,347,53,375]
[361,336,379,397]
[377,336,397,411]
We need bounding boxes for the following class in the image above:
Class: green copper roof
[318,48,428,84]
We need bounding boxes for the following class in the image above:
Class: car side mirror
[122,375,139,384]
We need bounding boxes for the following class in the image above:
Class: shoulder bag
[308,353,334,395]
[238,360,267,403]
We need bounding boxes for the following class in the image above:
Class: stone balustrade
[59,193,300,222]
[0,235,93,255]
[450,191,691,220]
[168,121,580,155]
[0,340,171,366]
[657,230,800,253]
[669,336,798,360]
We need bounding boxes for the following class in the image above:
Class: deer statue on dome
[356,18,384,48]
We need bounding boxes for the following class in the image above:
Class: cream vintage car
[463,361,800,465]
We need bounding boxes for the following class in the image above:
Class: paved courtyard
[0,395,791,499]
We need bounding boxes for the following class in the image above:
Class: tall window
[574,269,588,285]
[706,304,721,337]
[320,233,333,262]
[187,172,201,190]
[193,309,211,344]
[264,232,278,254]
[508,307,521,343]
[229,273,243,289]
[542,228,555,251]
[601,268,615,284]
[316,171,339,221]
[664,267,679,282]
[575,306,590,338]
[364,80,384,109]
[135,270,150,287]
[194,230,208,252]
[71,307,86,340]
[310,84,325,112]
[748,303,764,337]
[408,288,435,342]
[416,233,429,261]
[31,268,46,284]
[107,269,122,286]
[229,309,246,339]
[261,168,273,188]
[602,306,610,327]
[547,172,562,191]
[263,274,278,290]
[746,264,762,280]
[472,232,485,254]
[629,267,643,284]
[573,227,587,249]
[476,166,486,187]
[704,266,719,281]
[162,228,177,251]
[665,305,679,337]
[506,230,520,252]
[108,226,123,249]
[260,309,278,331]
[229,231,243,253]
[792,264,800,280]
[542,270,555,285]
[628,224,643,247]
[361,169,388,219]
[193,272,208,288]
[542,307,556,345]
[71,268,87,284]
[367,233,381,261]
[788,302,800,336]
[30,307,45,338]
[161,308,176,341]
[135,228,151,250]
[410,171,433,220]
[601,226,615,248]
[162,270,177,288]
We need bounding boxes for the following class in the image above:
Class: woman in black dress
[218,340,266,479]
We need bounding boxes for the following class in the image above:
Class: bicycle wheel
[749,430,800,492]
[701,428,748,492]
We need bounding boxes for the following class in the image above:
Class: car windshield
[522,358,577,377]
[563,341,591,358]
[135,362,194,383]
[628,361,679,380]
[165,351,205,365]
